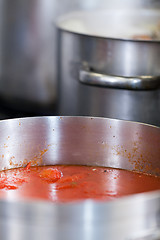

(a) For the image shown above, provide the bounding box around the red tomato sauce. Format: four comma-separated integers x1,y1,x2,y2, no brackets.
0,165,159,202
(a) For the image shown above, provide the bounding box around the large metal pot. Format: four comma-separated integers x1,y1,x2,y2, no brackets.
0,116,159,240
57,9,160,126
0,0,58,113
0,0,90,113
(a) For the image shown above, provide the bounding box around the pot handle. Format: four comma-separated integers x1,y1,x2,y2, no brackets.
79,69,160,90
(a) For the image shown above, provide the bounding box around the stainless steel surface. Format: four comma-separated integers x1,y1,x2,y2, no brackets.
0,0,91,112
57,9,160,126
57,10,160,78
0,116,159,240
0,117,160,240
80,69,160,90
0,116,160,174
129,229,160,240
0,193,159,240
0,1,160,113
57,9,160,41
0,0,57,110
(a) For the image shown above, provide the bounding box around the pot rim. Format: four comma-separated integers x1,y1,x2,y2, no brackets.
56,9,160,43
1,115,160,129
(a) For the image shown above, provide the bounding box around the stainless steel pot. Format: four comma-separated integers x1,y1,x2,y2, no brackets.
0,0,90,113
0,0,58,112
0,116,159,240
57,9,160,126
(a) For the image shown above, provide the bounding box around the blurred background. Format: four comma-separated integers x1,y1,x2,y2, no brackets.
0,0,159,121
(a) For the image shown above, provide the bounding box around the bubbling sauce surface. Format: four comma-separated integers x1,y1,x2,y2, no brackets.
0,165,159,202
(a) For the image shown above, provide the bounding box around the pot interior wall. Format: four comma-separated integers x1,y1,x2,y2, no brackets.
0,117,159,177
57,9,160,40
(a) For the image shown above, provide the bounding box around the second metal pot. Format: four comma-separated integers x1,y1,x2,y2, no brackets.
57,9,160,126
